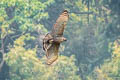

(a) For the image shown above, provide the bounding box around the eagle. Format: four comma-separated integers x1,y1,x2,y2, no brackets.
43,10,69,65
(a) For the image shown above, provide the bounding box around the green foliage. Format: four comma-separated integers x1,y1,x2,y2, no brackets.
87,39,120,80
0,0,54,53
5,37,81,80
0,0,54,31
0,0,120,80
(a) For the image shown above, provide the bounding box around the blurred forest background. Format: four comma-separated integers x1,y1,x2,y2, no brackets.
0,0,120,80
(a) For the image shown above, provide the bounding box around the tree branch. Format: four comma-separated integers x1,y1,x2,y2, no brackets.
0,38,5,72
70,11,93,14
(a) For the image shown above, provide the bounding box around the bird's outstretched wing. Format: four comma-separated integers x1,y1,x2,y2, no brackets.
43,10,69,65
51,10,69,36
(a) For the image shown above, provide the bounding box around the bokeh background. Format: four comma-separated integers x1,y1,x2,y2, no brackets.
0,0,120,80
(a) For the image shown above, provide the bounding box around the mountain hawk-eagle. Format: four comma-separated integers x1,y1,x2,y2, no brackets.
43,10,69,65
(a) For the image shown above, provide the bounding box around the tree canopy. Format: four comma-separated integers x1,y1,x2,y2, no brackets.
0,0,120,80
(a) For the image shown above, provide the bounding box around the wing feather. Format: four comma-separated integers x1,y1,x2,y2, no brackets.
51,10,69,36
46,43,60,65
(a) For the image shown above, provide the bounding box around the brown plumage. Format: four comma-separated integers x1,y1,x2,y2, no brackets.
43,10,69,65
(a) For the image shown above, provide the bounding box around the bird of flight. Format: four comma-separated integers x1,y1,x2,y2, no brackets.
43,10,69,65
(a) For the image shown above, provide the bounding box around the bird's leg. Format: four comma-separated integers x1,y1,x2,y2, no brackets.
43,34,53,58
48,39,54,44
47,44,52,50
46,38,54,49
45,39,53,58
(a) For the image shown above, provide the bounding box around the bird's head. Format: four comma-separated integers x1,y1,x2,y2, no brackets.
63,10,68,14
62,9,69,18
